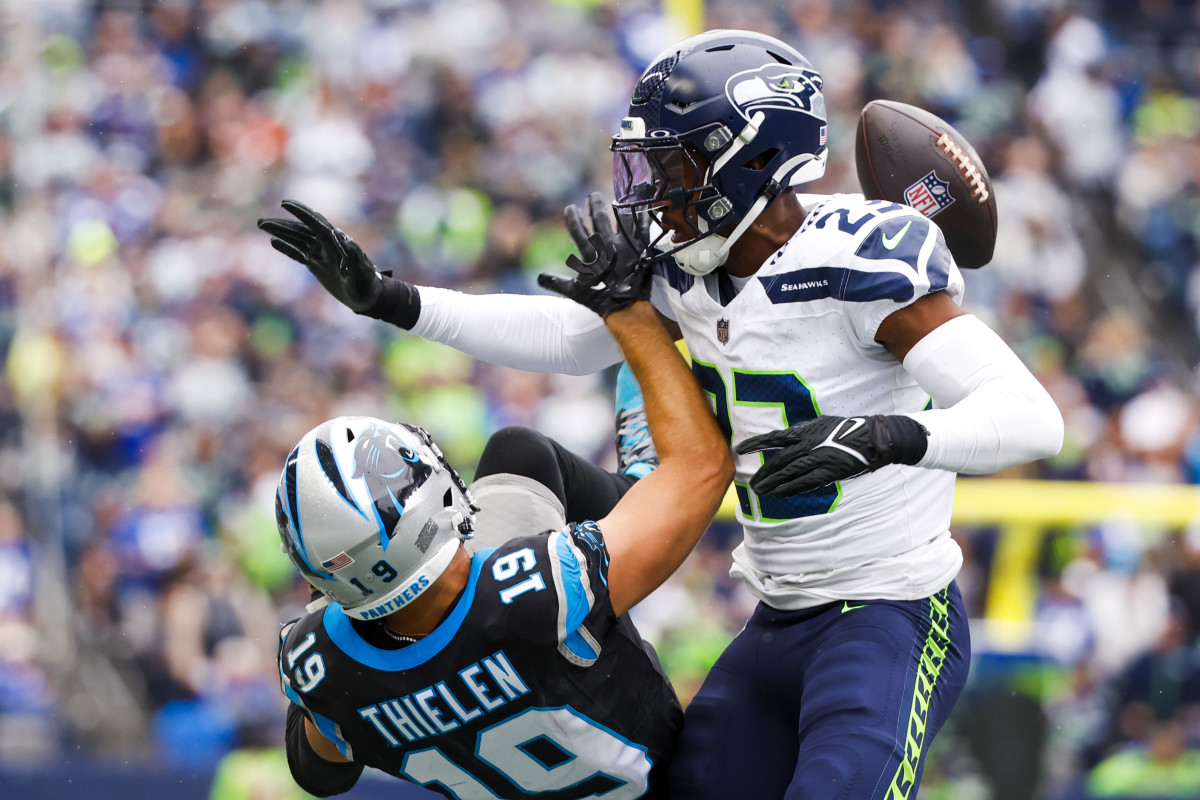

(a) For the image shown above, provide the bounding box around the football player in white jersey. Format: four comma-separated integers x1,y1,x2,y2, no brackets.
260,28,1063,800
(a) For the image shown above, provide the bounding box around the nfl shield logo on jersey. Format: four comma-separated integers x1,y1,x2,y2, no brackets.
717,318,729,345
904,170,956,218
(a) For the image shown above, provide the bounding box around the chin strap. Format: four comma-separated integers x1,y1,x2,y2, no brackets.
305,594,333,614
672,234,730,275
453,510,475,539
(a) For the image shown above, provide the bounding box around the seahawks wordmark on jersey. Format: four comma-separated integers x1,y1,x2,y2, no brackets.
649,194,964,610
280,525,681,799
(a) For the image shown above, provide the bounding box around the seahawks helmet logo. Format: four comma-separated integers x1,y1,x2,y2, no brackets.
352,425,432,547
726,64,825,120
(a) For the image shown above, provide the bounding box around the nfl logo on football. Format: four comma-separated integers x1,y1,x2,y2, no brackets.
904,170,955,218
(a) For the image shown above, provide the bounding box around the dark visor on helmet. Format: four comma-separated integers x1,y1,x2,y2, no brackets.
611,140,704,209
612,148,658,205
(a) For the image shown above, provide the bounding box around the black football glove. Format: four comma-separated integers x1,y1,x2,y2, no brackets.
258,200,383,312
564,191,650,276
537,192,652,318
258,200,422,329
737,415,929,497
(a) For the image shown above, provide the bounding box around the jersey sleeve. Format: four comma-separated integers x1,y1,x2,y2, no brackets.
836,206,965,346
285,700,364,796
278,614,357,761
547,522,616,665
411,287,624,375
485,522,616,666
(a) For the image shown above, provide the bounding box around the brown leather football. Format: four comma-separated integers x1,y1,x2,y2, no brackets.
855,100,997,268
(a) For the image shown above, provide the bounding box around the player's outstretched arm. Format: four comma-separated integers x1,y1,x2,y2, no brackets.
257,200,624,375
741,292,1063,496
539,217,731,615
595,303,733,616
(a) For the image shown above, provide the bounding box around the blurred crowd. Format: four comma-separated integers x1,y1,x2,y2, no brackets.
0,1,1199,798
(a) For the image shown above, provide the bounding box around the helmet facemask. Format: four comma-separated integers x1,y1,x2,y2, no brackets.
613,132,732,270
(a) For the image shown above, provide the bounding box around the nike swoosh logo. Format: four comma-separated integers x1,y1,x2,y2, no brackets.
821,418,869,465
833,417,866,441
880,221,912,251
841,602,866,613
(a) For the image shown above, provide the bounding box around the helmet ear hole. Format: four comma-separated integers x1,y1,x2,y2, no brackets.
443,488,453,507
748,149,780,171
344,427,354,443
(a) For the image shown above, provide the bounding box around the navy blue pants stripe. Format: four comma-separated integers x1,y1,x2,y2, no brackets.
666,582,970,800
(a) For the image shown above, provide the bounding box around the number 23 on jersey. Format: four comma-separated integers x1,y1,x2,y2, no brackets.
692,361,840,522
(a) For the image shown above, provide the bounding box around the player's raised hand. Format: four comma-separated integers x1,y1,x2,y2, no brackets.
258,200,382,313
737,415,929,496
538,232,651,317
539,193,652,318
564,191,650,275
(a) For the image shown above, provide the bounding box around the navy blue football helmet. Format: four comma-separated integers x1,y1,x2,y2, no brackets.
612,30,828,275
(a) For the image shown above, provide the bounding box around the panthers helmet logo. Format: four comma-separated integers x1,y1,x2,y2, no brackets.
726,64,825,120
352,425,433,545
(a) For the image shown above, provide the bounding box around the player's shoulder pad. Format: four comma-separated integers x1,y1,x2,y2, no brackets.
279,618,300,652
801,197,956,304
281,611,320,643
480,524,609,599
481,524,610,659
650,252,694,295
806,194,915,238
277,613,325,709
278,611,327,664
795,191,845,211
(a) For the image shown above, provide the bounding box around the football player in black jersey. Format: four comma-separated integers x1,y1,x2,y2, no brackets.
274,256,732,799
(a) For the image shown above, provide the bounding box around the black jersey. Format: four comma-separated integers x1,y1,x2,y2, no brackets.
279,523,682,799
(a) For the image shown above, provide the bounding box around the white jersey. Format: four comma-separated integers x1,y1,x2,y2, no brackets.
650,194,965,610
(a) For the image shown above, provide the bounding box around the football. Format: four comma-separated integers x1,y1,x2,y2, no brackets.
855,100,997,269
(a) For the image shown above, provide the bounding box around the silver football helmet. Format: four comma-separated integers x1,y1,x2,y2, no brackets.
275,417,478,620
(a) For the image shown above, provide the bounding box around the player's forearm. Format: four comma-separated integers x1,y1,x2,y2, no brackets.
600,301,732,615
604,302,732,480
262,202,623,375
409,286,624,375
904,315,1064,473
